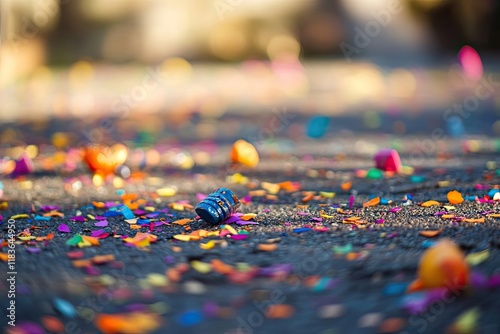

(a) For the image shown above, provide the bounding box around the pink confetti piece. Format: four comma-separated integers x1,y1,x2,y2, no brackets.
389,207,402,213
375,219,385,224
310,217,323,222
94,220,109,227
58,224,70,233
196,193,207,201
313,227,329,232
262,209,271,213
296,212,310,216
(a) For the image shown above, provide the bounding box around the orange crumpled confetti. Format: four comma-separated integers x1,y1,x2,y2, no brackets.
447,190,464,204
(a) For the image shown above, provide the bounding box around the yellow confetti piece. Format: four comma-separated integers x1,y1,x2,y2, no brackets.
240,213,257,221
448,308,480,333
145,206,156,212
0,201,8,210
18,236,36,241
261,182,280,195
207,231,220,237
87,214,95,220
125,218,138,224
421,200,440,207
10,214,29,220
200,240,216,250
77,239,92,248
443,206,456,211
319,191,336,198
224,224,238,235
146,273,169,287
81,236,100,246
191,260,212,274
437,180,451,187
320,211,335,219
156,187,177,197
465,250,489,266
173,235,191,242
170,203,185,211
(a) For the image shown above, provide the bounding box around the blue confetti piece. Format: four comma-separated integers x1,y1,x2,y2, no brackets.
178,310,203,326
383,282,409,295
488,189,499,198
422,240,436,248
410,175,426,183
53,298,77,318
103,211,121,217
465,196,477,201
137,219,151,225
380,198,392,205
34,215,51,221
293,227,312,234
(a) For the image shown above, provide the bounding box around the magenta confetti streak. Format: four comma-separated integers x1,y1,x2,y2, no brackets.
375,219,385,224
296,212,310,216
310,217,323,222
389,207,402,213
230,234,248,240
58,224,70,233
349,195,354,208
94,220,108,227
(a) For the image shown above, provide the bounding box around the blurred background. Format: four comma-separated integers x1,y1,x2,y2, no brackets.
1,0,500,148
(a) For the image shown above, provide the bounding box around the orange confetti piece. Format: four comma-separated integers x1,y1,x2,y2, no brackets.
211,259,234,275
257,244,278,252
95,312,161,334
363,197,380,207
41,315,65,333
92,254,115,264
0,253,9,262
72,259,92,268
240,213,257,221
230,139,259,167
248,190,267,197
92,201,106,208
464,218,485,223
421,200,440,207
441,214,455,219
419,228,443,238
43,211,64,217
173,218,192,226
166,268,181,282
129,224,141,229
447,190,464,204
81,236,100,246
378,318,407,333
302,193,315,203
487,213,500,218
265,304,295,319
341,181,352,191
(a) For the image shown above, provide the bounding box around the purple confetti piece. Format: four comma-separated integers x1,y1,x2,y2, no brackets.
231,234,248,240
259,264,293,277
434,211,447,216
94,220,109,227
58,224,70,233
296,212,310,216
223,215,241,224
310,217,323,222
124,303,148,312
236,221,259,225
85,266,101,275
158,208,170,213
390,207,402,213
91,229,105,237
70,216,85,222
470,271,488,288
487,274,500,288
262,209,271,213
41,205,60,212
104,201,119,208
94,215,106,220
202,301,219,318
375,219,385,224
242,195,252,202
16,322,45,334
349,195,355,208
25,247,41,254
134,210,146,215
145,213,159,218
481,210,494,215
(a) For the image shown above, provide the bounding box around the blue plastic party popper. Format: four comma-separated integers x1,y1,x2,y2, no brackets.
195,188,240,224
